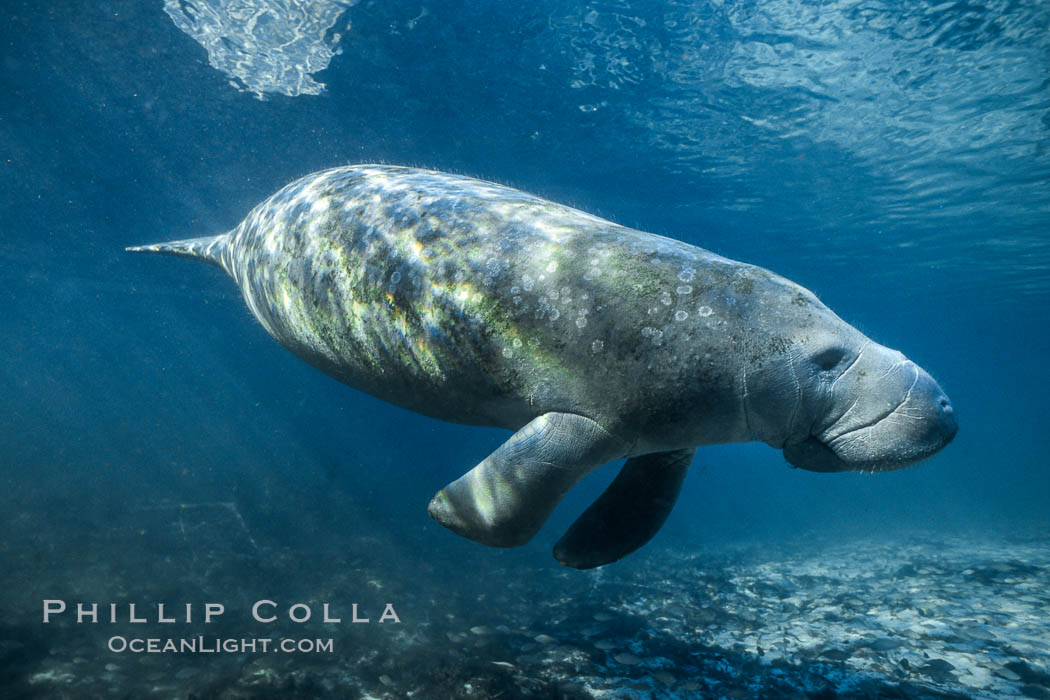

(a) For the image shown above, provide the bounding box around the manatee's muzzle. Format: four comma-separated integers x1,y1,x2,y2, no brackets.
784,365,957,473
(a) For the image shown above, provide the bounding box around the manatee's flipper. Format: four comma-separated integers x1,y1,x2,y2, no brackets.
553,448,696,569
428,413,628,548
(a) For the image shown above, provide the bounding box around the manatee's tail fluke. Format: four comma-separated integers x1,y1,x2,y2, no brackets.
125,234,229,270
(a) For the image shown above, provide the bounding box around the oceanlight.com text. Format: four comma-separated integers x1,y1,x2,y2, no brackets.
107,636,334,654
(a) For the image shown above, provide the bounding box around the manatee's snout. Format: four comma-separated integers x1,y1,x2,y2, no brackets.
785,357,956,473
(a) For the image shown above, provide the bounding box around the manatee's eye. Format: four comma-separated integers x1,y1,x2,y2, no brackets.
812,346,849,372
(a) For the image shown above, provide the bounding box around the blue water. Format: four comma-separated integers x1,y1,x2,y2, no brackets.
1,1,1048,697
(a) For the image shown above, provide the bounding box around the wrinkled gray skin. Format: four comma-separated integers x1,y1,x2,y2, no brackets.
128,165,957,569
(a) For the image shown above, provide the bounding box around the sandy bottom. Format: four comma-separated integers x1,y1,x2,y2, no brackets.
4,505,1049,699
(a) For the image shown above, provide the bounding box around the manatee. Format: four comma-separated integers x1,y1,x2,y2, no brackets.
128,165,957,568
